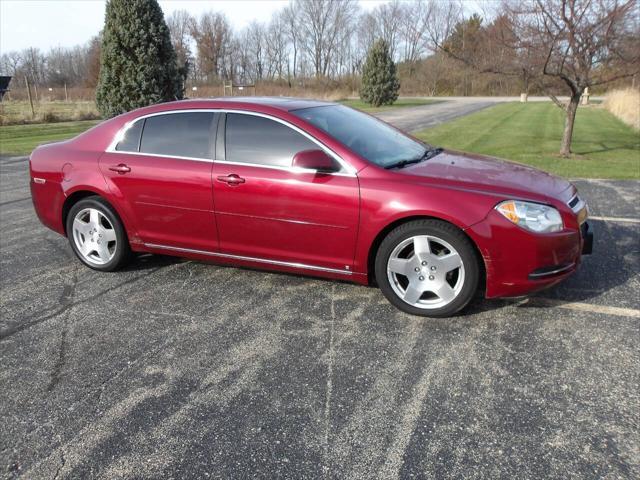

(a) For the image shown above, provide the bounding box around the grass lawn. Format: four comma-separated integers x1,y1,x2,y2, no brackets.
0,120,100,156
340,97,439,112
415,102,640,179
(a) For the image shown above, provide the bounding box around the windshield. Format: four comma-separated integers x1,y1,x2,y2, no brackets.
292,105,428,168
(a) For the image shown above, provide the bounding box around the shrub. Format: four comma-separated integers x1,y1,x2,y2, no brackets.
96,0,184,118
360,39,400,107
37,111,61,123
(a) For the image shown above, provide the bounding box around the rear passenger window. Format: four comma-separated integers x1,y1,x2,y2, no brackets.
115,119,143,152
225,113,317,167
139,112,215,159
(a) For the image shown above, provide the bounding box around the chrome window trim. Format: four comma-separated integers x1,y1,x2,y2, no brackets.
212,159,355,177
143,242,352,275
105,108,357,176
103,149,216,164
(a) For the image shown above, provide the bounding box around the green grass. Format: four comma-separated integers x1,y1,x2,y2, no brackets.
340,97,439,112
415,103,640,179
0,120,100,156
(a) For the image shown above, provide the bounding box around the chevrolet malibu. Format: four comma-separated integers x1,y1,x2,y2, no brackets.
29,97,592,317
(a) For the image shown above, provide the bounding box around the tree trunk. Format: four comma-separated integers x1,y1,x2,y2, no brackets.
559,93,582,157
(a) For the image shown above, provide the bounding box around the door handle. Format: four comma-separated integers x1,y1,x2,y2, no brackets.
108,164,131,174
216,174,245,185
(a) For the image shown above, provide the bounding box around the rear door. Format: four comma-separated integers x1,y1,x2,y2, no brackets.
211,112,360,272
100,111,219,251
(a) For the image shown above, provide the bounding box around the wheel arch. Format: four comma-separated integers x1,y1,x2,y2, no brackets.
62,189,128,237
366,215,486,291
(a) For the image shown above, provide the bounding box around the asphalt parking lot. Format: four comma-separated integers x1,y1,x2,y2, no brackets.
1,148,639,478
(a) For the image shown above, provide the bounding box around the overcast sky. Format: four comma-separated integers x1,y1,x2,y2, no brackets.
0,0,393,54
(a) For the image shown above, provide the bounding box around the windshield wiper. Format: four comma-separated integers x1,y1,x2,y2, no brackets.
384,147,443,170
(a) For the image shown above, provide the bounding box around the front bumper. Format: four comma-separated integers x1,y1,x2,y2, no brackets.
466,211,593,298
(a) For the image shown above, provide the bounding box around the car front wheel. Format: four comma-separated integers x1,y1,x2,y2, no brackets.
375,220,480,317
66,196,131,271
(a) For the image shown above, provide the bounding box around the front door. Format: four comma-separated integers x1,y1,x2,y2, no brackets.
100,111,218,251
211,112,359,272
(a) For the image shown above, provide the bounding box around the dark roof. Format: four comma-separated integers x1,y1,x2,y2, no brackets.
0,76,11,90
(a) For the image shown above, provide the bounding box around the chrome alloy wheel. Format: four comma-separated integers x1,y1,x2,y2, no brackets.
386,235,465,309
71,208,117,265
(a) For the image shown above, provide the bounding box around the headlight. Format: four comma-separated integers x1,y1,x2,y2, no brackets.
496,200,563,233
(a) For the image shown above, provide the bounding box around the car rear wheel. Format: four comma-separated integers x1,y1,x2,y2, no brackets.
66,196,131,271
375,220,480,317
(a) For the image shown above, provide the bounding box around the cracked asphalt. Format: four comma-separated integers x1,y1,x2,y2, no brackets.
1,116,639,477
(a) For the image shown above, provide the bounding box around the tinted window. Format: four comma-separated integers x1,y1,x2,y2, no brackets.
225,113,317,167
140,112,215,159
292,105,426,168
115,119,143,152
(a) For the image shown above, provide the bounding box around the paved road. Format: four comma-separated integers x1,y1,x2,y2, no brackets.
374,96,605,133
1,131,639,477
376,98,499,132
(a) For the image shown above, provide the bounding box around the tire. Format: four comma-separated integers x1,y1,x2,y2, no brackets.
65,196,131,271
374,219,480,318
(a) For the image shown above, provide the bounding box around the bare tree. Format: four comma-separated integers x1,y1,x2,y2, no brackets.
281,4,301,83
21,48,47,85
355,11,377,66
524,0,639,156
46,47,73,86
361,0,403,61
0,51,22,77
190,12,233,82
296,0,359,78
246,21,266,81
399,0,432,65
167,10,194,82
11,0,634,106
266,12,289,80
438,0,639,156
234,29,252,83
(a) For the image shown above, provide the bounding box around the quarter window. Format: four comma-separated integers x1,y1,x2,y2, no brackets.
139,112,215,159
115,119,143,152
225,113,317,167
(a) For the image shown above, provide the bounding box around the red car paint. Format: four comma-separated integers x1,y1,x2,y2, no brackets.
29,98,589,297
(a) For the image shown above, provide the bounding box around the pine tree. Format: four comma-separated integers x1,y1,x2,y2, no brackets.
96,0,184,118
360,39,400,107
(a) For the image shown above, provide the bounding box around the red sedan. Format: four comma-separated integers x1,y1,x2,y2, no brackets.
29,98,592,317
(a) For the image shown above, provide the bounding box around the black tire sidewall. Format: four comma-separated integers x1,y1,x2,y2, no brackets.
66,196,130,272
375,220,480,318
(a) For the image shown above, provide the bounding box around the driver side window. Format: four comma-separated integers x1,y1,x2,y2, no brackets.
225,113,318,167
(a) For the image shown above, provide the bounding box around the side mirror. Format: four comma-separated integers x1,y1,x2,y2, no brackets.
292,149,338,173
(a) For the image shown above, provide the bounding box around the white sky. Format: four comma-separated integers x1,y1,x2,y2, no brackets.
0,0,392,54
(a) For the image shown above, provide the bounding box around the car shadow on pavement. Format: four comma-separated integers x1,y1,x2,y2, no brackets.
528,220,637,305
121,253,186,271
117,220,637,314
121,252,356,286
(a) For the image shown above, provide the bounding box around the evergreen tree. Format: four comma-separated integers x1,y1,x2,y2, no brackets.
96,0,183,117
360,39,400,107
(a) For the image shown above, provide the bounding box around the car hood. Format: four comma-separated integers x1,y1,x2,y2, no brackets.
397,149,574,203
